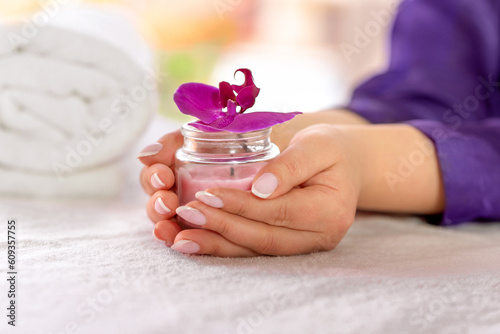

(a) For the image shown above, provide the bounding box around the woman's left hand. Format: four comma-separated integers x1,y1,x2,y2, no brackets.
154,124,363,256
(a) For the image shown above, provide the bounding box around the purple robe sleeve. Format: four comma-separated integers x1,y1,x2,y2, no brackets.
346,0,500,225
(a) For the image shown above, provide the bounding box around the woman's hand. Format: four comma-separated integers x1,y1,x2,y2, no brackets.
138,109,368,248
270,109,369,150
153,124,364,256
138,130,183,245
139,115,444,257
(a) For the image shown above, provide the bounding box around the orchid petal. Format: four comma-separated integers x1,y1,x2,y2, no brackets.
235,85,260,112
226,100,237,116
189,121,223,132
188,101,241,132
207,114,237,128
190,109,237,132
231,68,258,94
193,111,300,133
219,81,235,108
178,68,302,133
220,112,302,132
173,83,224,123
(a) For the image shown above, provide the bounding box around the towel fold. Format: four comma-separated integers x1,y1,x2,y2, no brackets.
0,6,157,198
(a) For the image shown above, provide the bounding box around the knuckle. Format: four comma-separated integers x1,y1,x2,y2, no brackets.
255,229,277,255
282,157,302,177
317,232,338,251
316,211,354,252
232,199,248,217
205,242,222,257
214,215,232,238
271,201,291,226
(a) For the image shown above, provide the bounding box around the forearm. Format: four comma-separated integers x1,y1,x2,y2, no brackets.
272,111,445,214
271,109,369,151
346,124,445,215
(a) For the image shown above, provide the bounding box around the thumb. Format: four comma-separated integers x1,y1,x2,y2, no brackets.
251,129,336,199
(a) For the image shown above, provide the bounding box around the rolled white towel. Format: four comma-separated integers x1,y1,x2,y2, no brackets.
0,6,157,198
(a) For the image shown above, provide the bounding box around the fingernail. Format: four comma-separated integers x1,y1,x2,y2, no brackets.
137,142,162,158
252,173,278,199
155,197,171,215
171,240,200,254
151,172,166,189
153,228,173,246
152,229,166,244
195,191,223,208
176,206,206,226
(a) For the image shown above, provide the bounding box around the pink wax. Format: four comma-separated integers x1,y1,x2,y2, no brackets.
177,163,264,206
176,163,264,229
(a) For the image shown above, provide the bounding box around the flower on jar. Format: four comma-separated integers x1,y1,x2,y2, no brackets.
173,68,302,133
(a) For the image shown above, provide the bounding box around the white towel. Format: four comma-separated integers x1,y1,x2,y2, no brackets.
0,6,157,198
1,118,499,333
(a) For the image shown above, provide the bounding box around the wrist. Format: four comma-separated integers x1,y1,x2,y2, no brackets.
336,125,373,203
345,124,445,214
271,109,369,151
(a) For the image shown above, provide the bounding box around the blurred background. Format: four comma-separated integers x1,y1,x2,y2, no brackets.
0,0,401,199
0,0,398,121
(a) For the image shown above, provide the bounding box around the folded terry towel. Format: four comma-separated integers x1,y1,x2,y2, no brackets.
0,6,157,198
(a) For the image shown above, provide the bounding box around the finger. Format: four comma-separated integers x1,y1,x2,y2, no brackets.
140,163,175,196
170,229,258,257
176,202,333,255
147,190,179,223
137,130,183,167
153,219,182,247
196,186,336,231
250,126,338,199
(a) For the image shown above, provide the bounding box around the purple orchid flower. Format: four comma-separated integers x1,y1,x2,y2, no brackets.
173,68,302,133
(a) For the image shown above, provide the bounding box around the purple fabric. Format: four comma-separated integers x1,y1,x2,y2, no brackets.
347,0,500,225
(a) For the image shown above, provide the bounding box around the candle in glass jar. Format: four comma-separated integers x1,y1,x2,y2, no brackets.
175,123,279,229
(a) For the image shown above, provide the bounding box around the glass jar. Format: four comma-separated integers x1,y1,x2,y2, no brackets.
175,123,280,228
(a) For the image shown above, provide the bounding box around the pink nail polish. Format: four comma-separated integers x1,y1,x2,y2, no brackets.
171,240,200,254
252,173,278,198
175,206,206,226
137,142,162,158
151,173,166,189
195,191,224,208
155,197,171,215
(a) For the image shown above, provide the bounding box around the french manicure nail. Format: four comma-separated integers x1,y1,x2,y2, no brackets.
155,197,171,215
252,173,278,199
152,229,166,244
151,172,166,189
195,191,224,208
171,240,200,254
137,142,162,158
176,206,206,226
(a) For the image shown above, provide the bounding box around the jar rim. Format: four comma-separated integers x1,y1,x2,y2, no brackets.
180,122,272,141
